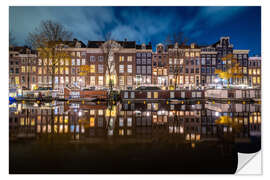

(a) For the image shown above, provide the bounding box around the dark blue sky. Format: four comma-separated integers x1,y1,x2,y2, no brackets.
9,6,261,55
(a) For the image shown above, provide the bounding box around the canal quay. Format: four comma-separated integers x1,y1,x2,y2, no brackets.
9,88,261,174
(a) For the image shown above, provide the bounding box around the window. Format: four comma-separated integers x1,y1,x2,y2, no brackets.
136,59,141,64
32,66,36,73
170,92,175,98
127,76,132,85
127,65,132,73
119,56,124,62
142,66,146,74
185,76,189,84
212,58,216,65
154,92,158,99
72,59,75,66
201,58,205,65
147,66,152,74
119,76,125,86
257,77,260,84
147,92,151,98
98,76,103,86
15,76,20,85
55,68,59,75
77,59,80,66
169,58,173,64
98,56,103,62
90,56,95,62
21,66,25,73
65,59,69,66
60,77,64,84
119,65,124,73
136,66,141,74
163,69,167,75
60,67,64,75
38,59,42,65
98,64,104,73
38,67,42,75
65,67,69,74
82,59,86,65
90,76,95,86
127,56,132,62
257,69,260,75
55,77,58,84
71,67,76,75
60,59,64,66
90,65,95,73
142,59,146,64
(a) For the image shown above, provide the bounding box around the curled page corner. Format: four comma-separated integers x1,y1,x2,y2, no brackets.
236,151,262,175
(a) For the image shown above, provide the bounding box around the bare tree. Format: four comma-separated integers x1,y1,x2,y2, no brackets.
101,32,121,98
164,32,188,50
164,32,188,89
26,20,72,90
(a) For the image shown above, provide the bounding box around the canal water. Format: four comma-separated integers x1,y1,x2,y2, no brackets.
9,100,261,174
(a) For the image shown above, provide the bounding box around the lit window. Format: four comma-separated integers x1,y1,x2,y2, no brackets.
127,76,132,85
127,56,132,62
127,117,132,127
82,59,86,65
60,59,64,65
77,59,80,66
65,59,69,65
55,67,58,74
147,92,151,98
257,77,260,84
90,117,95,127
119,65,124,73
32,66,36,73
98,76,103,86
154,92,158,99
119,56,124,62
60,67,64,74
90,76,95,86
90,65,95,73
21,66,25,73
65,67,69,74
38,67,42,75
72,59,75,66
119,76,125,86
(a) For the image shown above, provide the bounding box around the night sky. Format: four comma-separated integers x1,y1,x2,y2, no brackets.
9,6,261,55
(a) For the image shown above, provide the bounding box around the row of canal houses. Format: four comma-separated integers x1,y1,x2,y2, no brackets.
9,36,261,93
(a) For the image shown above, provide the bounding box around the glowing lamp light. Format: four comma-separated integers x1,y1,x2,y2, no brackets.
78,111,82,116
215,112,220,117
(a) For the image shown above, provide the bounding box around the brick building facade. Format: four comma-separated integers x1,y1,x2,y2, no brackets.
9,37,259,91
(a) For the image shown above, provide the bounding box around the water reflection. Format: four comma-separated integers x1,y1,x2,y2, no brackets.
9,100,261,174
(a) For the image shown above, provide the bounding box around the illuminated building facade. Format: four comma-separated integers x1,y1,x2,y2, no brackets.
248,56,261,88
9,46,37,90
9,37,259,91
